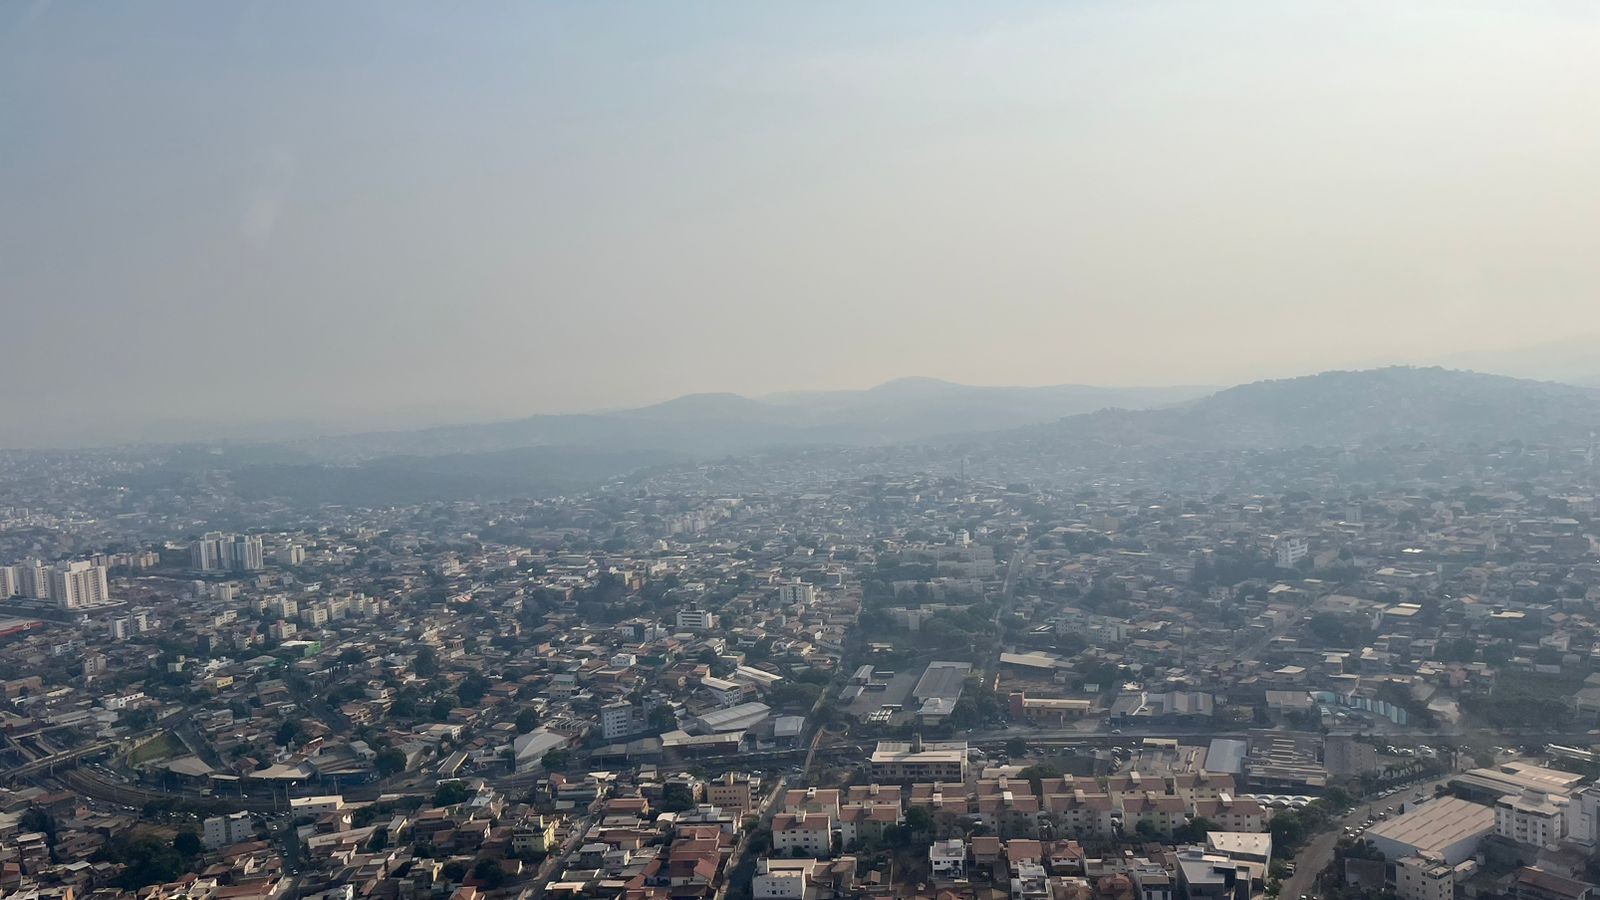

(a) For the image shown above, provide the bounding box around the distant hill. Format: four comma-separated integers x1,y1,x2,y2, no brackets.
133,368,1600,507
1025,367,1600,450
290,378,1214,462
759,378,1210,442
200,377,1210,506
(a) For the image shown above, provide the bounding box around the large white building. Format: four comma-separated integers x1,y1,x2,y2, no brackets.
48,561,110,610
203,812,255,849
288,795,344,817
870,738,970,782
1366,797,1495,866
770,811,831,857
1497,790,1568,850
1564,785,1600,845
17,562,51,600
600,701,640,741
1275,536,1309,569
191,533,265,573
0,560,101,608
231,535,265,572
675,608,716,631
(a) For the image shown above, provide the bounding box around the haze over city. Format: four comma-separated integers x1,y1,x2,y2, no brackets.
11,5,1600,900
5,1,1600,446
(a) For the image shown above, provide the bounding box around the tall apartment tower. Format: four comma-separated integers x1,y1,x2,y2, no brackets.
231,535,264,572
191,533,227,572
18,561,52,600
49,561,110,610
192,533,264,573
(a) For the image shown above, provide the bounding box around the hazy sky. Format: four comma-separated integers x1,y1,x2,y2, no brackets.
4,1,1600,446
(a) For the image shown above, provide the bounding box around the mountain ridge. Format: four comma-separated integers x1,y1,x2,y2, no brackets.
1022,366,1600,450
130,366,1600,508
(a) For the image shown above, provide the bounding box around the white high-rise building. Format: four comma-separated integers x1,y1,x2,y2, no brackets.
192,532,227,572
192,533,265,573
0,565,18,598
231,535,264,572
17,561,51,600
49,561,110,610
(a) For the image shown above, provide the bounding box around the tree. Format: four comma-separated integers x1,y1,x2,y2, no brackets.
904,806,934,836
515,707,541,734
375,747,408,777
441,860,468,882
1269,810,1308,852
541,749,571,771
1016,763,1063,798
472,858,507,889
434,781,470,807
414,645,439,677
19,808,56,845
275,719,303,747
647,705,677,734
1172,817,1216,844
457,672,491,706
174,830,203,858
1005,738,1028,758
93,836,187,889
661,782,696,813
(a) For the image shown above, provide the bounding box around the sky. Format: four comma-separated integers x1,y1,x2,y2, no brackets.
4,1,1600,447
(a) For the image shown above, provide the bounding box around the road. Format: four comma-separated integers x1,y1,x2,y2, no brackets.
714,776,786,900
981,546,1028,682
526,797,602,895
960,727,1600,746
1279,772,1456,900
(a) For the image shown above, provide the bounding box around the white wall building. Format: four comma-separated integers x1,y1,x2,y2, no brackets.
771,811,831,857
753,859,823,900
1275,537,1309,569
1496,790,1568,850
1396,855,1474,900
203,812,255,849
600,701,639,741
49,561,110,610
675,608,716,631
777,582,816,605
929,839,967,880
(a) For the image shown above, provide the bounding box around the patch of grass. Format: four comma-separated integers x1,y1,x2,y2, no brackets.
128,732,184,765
